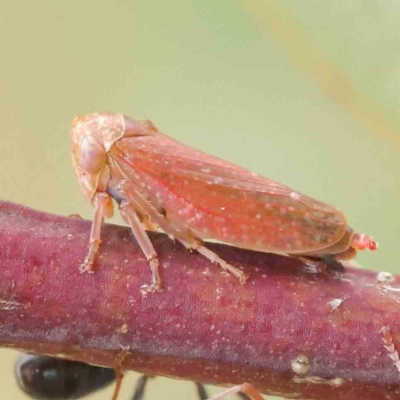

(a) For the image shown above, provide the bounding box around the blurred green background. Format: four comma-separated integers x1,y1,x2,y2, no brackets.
1,0,399,399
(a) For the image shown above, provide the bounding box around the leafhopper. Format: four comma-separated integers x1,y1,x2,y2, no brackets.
71,113,377,293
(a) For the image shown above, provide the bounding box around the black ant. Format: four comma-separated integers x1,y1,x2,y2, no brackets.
15,354,253,400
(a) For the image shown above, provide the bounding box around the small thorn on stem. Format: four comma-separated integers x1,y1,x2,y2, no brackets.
380,326,400,374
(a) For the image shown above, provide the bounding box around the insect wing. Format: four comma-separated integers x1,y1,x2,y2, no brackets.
111,133,347,254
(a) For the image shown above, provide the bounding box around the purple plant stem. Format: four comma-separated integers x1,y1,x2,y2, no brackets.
0,200,399,399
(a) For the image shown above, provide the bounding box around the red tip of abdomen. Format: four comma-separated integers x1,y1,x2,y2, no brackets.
351,233,379,251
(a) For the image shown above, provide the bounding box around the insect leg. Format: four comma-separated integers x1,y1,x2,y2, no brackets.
131,375,149,400
179,239,247,284
79,193,114,273
293,255,345,274
237,392,253,400
205,383,263,400
110,370,123,400
195,382,210,400
110,349,130,400
114,180,247,286
120,200,162,294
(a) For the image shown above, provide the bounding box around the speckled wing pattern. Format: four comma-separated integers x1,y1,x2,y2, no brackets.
110,132,347,254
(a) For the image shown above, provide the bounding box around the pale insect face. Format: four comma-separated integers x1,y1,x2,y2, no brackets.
71,113,126,203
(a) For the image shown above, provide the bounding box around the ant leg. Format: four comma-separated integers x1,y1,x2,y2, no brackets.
206,383,264,400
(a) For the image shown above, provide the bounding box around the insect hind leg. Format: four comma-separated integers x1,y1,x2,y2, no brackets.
296,255,344,273
319,255,345,272
114,180,247,287
315,247,357,272
179,239,247,284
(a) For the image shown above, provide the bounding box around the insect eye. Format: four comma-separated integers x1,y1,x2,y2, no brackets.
80,136,106,173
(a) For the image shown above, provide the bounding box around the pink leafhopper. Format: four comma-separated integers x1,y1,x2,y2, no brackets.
71,113,378,293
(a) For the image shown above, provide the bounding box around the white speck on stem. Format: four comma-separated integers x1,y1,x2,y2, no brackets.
377,271,395,283
329,298,344,311
291,355,310,376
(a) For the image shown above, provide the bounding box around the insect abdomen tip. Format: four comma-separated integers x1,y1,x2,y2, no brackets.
352,233,378,251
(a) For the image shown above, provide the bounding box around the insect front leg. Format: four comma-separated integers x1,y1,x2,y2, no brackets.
119,200,162,294
179,239,247,284
205,383,263,400
80,193,114,273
